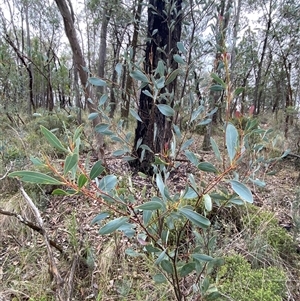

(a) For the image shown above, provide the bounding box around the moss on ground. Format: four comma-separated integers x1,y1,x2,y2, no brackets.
218,254,287,301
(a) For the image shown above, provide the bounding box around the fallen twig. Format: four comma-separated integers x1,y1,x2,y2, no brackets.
19,182,66,301
0,208,65,255
0,163,12,180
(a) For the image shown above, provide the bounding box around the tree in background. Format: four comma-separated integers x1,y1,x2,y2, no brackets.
131,0,182,173
54,0,105,158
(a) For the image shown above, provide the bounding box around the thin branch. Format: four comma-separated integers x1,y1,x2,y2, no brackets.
0,163,12,180
19,182,66,301
0,207,65,255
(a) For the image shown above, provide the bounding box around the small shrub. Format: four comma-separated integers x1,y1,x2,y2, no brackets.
218,254,287,301
242,205,295,259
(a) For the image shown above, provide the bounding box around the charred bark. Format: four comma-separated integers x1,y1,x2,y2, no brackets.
131,0,182,173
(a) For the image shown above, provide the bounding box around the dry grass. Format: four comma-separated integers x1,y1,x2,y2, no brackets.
1,114,300,300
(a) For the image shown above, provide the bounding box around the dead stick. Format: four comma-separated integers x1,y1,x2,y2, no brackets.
19,183,66,301
0,208,65,255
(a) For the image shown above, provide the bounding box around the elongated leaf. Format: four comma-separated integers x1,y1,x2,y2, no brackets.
145,245,161,253
156,174,166,199
155,60,164,76
115,62,122,77
98,175,117,192
78,174,88,189
130,108,143,122
234,87,244,96
123,156,136,161
280,149,291,158
73,125,83,142
210,137,221,162
136,201,163,210
130,70,149,83
178,207,210,228
165,69,180,85
52,189,70,196
40,126,67,152
64,153,78,175
113,149,128,156
88,112,99,120
198,119,212,126
153,274,167,283
94,123,110,134
173,124,181,139
88,77,107,87
192,253,214,262
211,73,226,88
180,262,196,277
142,89,153,99
185,150,199,166
198,162,218,173
203,194,212,212
229,198,244,205
249,178,266,187
90,161,105,180
30,156,45,167
99,94,108,106
180,138,194,151
210,84,224,91
157,104,175,117
99,217,128,235
117,223,136,238
91,212,110,225
125,248,142,257
191,105,205,122
160,260,173,274
155,249,167,265
173,54,185,64
226,123,238,163
184,187,198,199
143,210,153,225
207,107,218,116
155,76,165,89
230,180,253,203
9,171,64,185
139,144,153,152
177,41,187,54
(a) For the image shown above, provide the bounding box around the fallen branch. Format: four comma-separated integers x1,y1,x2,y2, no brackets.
19,182,66,301
66,255,79,301
285,152,300,159
0,208,65,255
0,163,12,180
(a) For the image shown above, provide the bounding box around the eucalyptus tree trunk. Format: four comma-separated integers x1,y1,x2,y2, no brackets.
230,0,242,82
202,0,232,151
25,1,34,114
97,0,111,98
253,1,273,115
121,0,143,123
55,0,105,159
131,0,182,174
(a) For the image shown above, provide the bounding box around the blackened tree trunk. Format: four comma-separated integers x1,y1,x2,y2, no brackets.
132,0,182,173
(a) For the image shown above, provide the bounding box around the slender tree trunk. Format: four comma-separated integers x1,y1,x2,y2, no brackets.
121,0,143,123
55,0,104,158
253,1,272,115
97,0,111,98
131,0,182,173
25,2,34,114
202,0,231,151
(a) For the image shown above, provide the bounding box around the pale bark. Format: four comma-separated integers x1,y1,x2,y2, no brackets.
54,0,104,159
